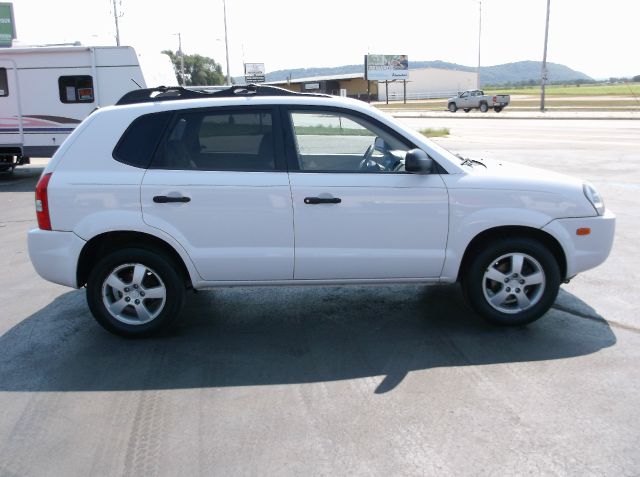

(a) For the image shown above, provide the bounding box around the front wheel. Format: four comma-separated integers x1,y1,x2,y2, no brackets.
461,238,561,326
448,102,458,112
86,248,185,337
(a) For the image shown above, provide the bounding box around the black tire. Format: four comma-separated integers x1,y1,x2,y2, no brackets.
463,109,470,113
494,106,503,113
480,102,489,113
461,238,561,326
86,247,185,338
448,102,458,113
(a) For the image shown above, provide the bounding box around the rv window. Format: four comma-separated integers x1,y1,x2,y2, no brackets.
0,68,8,97
58,76,94,103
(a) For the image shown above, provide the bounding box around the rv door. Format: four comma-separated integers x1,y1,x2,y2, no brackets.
0,60,23,156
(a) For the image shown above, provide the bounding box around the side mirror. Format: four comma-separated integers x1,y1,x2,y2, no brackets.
405,149,434,174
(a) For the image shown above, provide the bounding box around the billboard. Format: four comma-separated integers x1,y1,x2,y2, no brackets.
365,54,408,81
244,62,265,83
0,3,15,47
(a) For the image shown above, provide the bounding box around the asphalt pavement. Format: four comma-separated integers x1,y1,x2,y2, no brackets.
1,118,639,476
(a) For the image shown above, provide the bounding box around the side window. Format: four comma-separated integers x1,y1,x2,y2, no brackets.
460,92,468,98
112,112,172,169
0,68,8,97
289,111,410,172
59,76,94,103
152,110,275,171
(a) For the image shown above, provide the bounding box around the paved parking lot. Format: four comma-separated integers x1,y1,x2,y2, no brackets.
1,118,639,476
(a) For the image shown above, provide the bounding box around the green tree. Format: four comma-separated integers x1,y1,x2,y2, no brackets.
162,50,226,86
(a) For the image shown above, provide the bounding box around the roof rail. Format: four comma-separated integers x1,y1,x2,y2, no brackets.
116,84,330,106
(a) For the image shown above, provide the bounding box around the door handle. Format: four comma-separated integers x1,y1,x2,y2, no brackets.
153,195,191,203
304,197,341,205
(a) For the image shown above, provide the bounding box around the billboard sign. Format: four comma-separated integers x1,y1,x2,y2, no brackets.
364,54,408,81
244,62,265,83
0,3,15,47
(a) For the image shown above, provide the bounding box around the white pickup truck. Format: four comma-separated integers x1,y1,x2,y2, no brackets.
448,90,510,113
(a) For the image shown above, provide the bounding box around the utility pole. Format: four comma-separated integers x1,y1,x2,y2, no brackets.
112,0,121,46
540,0,551,112
178,33,185,86
477,0,482,88
223,0,231,85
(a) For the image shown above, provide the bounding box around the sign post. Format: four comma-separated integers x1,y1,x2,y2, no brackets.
0,3,16,47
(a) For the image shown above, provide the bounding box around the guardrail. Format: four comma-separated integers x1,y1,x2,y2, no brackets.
381,91,458,101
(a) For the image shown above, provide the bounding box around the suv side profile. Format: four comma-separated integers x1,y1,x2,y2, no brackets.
28,85,615,337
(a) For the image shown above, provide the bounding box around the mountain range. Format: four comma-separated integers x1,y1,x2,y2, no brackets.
241,61,592,85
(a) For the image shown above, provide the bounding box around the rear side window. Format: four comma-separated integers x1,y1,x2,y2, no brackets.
113,112,172,169
59,76,94,103
0,68,8,97
151,110,275,171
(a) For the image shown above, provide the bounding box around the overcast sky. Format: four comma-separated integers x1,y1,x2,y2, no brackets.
8,0,639,79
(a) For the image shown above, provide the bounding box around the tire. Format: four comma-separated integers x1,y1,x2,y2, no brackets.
448,102,458,113
461,238,561,326
86,247,185,338
494,106,503,113
480,102,489,113
463,109,470,113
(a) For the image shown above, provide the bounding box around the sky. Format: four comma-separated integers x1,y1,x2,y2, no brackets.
7,0,640,79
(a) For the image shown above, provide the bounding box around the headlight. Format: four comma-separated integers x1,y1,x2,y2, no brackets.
583,183,605,215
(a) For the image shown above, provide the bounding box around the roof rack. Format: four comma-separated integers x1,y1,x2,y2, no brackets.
115,84,331,106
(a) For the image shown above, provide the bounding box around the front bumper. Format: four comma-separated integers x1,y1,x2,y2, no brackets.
28,229,86,288
542,209,616,278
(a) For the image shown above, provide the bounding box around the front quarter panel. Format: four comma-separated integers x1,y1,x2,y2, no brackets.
440,174,597,281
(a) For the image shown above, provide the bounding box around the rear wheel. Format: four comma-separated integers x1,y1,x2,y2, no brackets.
480,102,489,113
461,238,560,326
86,248,185,338
494,106,503,112
448,102,458,112
463,108,470,113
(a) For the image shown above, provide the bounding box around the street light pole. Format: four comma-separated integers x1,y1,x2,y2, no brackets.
477,0,482,89
112,0,121,46
223,0,231,86
540,0,551,112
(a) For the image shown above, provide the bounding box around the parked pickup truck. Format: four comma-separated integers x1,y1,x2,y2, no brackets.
447,90,510,113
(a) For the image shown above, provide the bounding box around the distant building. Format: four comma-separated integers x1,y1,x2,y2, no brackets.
265,67,478,101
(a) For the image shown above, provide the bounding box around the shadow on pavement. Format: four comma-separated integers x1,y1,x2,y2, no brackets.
0,167,44,192
0,284,616,394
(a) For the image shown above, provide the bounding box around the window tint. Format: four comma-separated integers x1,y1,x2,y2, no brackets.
152,110,275,171
0,68,8,97
58,76,94,103
289,111,410,172
113,112,171,169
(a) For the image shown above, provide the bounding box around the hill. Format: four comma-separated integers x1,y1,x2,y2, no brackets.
240,60,592,86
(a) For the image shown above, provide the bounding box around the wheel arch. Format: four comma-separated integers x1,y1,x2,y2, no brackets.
456,225,567,282
77,231,194,288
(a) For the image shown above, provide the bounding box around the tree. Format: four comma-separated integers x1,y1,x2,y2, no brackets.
162,50,225,86
633,75,640,83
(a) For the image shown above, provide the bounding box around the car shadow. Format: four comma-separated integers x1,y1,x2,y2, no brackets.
0,284,616,394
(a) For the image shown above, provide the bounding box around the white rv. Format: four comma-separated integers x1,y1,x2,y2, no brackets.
0,45,177,172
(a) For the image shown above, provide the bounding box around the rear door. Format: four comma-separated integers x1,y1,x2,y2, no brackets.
141,106,294,282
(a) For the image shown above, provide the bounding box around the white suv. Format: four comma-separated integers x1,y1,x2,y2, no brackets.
28,85,615,337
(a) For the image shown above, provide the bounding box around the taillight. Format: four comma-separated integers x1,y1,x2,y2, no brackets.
493,96,497,102
35,172,53,230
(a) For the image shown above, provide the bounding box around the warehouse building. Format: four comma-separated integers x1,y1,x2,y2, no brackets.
266,67,478,101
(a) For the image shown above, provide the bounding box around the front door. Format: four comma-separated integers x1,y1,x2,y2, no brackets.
284,108,449,280
141,107,294,282
0,61,21,151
